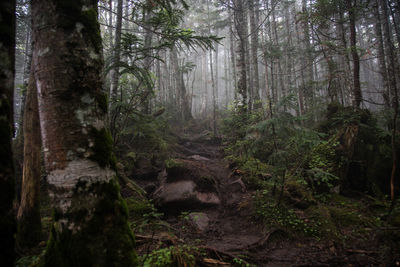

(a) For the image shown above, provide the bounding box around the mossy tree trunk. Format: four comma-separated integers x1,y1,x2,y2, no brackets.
0,0,16,265
249,0,261,110
17,65,42,249
142,3,154,115
348,0,362,108
31,0,137,265
171,46,192,122
109,0,123,141
380,0,399,202
234,0,247,112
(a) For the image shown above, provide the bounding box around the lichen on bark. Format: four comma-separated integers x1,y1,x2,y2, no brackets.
31,0,138,265
43,179,137,267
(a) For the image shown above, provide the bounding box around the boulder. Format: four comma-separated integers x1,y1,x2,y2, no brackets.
153,180,220,212
153,158,220,212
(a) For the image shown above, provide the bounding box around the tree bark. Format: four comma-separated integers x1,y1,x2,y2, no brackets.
348,0,362,108
234,0,248,112
249,0,261,109
207,0,217,134
228,6,237,101
171,47,192,121
374,0,391,107
109,0,123,108
271,0,286,110
142,4,154,114
17,64,42,249
380,0,399,202
0,0,16,265
31,0,137,265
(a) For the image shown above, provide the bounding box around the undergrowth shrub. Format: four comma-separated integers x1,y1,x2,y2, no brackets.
140,245,199,267
253,190,320,238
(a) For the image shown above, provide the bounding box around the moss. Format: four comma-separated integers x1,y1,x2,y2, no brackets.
165,158,183,169
284,180,316,209
42,180,138,267
54,1,102,53
328,206,364,228
95,92,108,114
305,205,339,240
16,208,42,249
80,8,102,53
89,127,116,169
125,198,153,221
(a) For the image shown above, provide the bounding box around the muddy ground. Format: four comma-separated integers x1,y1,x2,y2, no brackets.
128,127,400,267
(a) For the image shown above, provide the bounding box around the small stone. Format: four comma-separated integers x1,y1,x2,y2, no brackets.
189,212,209,231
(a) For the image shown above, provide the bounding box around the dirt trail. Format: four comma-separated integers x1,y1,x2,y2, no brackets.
164,131,312,266
131,127,385,266
161,129,379,266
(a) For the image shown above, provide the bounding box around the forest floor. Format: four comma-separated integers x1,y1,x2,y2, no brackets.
15,124,400,266
128,123,400,267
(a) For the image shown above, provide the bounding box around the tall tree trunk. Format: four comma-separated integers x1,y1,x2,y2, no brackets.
249,0,261,109
348,0,362,108
17,65,42,249
224,46,229,108
389,0,400,48
108,0,113,48
294,10,305,115
380,0,399,202
214,30,219,108
374,0,391,107
266,0,276,105
338,6,352,106
243,2,252,111
207,0,217,133
171,47,192,121
31,0,137,265
234,0,248,112
109,0,123,108
142,4,154,114
261,24,271,115
271,0,286,110
0,0,16,265
228,6,237,101
15,25,32,203
301,0,315,110
284,3,294,108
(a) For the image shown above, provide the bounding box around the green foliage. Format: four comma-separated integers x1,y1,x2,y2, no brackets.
253,190,319,237
125,198,163,233
16,254,42,267
306,138,340,190
140,245,198,267
115,109,173,172
232,257,252,267
165,158,183,169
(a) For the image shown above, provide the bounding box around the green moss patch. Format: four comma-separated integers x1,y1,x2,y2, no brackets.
89,127,116,169
42,180,138,266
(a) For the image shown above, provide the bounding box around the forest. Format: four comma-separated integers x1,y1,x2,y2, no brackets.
1,0,400,266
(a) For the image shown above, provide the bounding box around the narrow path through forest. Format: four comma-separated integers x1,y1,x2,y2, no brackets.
131,125,386,266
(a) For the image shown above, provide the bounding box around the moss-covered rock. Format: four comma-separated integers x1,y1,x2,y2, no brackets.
305,205,340,240
317,103,393,195
283,180,316,209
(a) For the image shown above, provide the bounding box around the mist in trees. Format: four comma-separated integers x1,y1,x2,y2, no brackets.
4,0,400,265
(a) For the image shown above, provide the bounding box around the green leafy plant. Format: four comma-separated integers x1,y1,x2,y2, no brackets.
140,245,198,267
